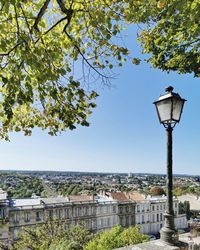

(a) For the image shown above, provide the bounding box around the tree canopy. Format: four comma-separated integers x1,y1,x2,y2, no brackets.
8,222,93,250
0,0,199,139
0,223,148,250
85,225,149,250
137,0,200,77
150,186,166,196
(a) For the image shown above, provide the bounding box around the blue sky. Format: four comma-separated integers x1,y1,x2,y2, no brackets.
0,25,199,175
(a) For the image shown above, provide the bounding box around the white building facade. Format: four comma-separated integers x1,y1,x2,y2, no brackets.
135,196,188,235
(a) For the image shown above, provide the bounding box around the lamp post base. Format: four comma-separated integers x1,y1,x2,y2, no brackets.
160,227,178,245
160,213,179,245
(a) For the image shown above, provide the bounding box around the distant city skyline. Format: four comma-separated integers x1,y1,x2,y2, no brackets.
0,25,199,175
0,169,199,177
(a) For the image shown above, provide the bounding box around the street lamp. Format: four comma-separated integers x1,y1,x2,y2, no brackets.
154,86,186,245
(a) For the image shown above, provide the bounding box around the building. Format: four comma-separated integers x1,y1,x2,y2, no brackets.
100,191,188,235
0,190,187,242
0,191,134,241
132,193,188,235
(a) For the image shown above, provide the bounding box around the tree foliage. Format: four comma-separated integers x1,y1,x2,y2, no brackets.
136,0,200,77
179,201,191,220
85,225,149,250
150,186,166,196
0,0,130,140
11,222,93,250
173,185,200,196
0,223,149,250
0,0,199,139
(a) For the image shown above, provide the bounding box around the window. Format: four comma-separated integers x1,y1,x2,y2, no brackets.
65,208,71,218
13,212,19,223
113,216,117,225
160,205,162,210
57,209,62,219
157,205,159,210
24,212,30,222
36,211,41,221
126,206,129,213
0,209,6,219
131,216,134,225
92,219,97,229
152,214,155,223
13,229,19,239
142,215,144,224
152,205,155,211
48,210,53,218
107,218,111,227
119,216,123,225
99,206,103,214
113,206,116,213
137,205,140,212
100,218,104,227
85,220,90,228
126,216,129,225
160,213,163,221
83,206,88,216
119,206,123,214
157,214,159,222
75,207,80,217
92,206,96,215
106,206,109,214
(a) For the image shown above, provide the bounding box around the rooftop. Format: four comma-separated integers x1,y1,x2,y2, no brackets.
10,198,42,207
129,191,146,201
110,192,130,201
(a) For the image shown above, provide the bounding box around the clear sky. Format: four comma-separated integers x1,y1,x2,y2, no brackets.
0,25,199,175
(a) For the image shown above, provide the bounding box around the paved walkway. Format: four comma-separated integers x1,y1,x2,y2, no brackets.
115,239,188,250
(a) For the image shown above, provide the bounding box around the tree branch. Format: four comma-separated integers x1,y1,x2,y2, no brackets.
0,42,21,57
20,5,33,41
34,16,68,44
56,0,73,32
56,0,70,15
14,4,20,38
32,0,51,32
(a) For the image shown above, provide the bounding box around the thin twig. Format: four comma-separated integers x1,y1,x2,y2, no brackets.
65,31,109,80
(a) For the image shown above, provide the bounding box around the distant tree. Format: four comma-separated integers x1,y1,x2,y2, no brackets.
186,187,195,194
173,187,184,196
179,201,191,220
71,185,81,195
150,186,166,196
85,225,148,250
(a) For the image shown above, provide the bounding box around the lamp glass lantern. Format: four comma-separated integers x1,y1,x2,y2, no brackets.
154,86,186,127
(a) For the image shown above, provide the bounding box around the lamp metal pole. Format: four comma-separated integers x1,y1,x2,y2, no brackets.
160,124,177,245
